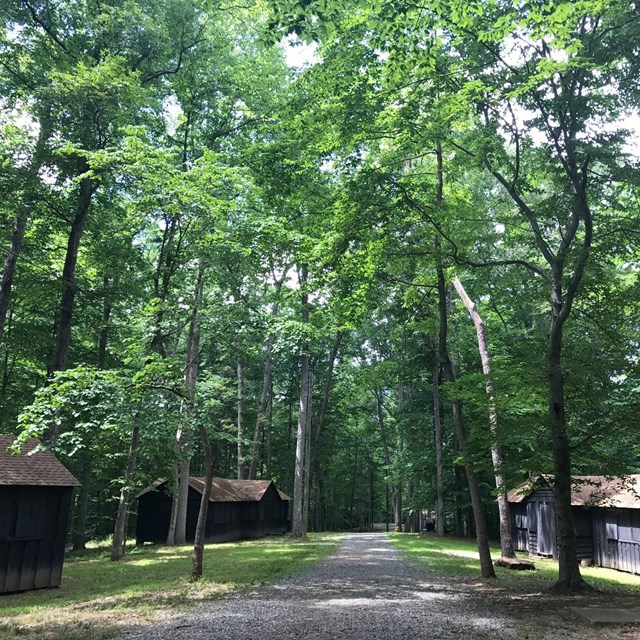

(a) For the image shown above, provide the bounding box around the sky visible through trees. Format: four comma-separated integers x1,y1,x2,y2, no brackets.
1,0,639,588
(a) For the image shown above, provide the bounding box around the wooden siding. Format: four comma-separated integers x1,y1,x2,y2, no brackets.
593,508,640,574
0,485,73,593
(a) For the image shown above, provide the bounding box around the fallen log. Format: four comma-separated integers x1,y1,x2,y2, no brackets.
494,556,536,571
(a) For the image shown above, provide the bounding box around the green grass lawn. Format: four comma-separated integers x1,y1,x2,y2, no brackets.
0,533,343,640
388,532,640,593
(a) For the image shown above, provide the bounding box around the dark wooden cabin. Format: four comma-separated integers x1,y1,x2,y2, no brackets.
136,477,291,545
0,436,79,594
508,474,640,574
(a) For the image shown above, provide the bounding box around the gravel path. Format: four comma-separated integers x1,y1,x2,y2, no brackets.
120,533,638,640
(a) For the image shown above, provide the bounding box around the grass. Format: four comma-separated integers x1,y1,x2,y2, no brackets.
388,532,640,594
0,533,343,640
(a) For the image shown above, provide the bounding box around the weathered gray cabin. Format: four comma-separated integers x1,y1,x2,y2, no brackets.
508,474,640,574
0,436,79,594
135,477,291,545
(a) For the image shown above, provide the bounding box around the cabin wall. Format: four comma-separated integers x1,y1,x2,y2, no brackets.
137,483,290,546
593,508,640,574
510,503,528,552
0,485,73,593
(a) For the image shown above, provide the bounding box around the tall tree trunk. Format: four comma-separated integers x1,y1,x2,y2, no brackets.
549,302,584,589
192,421,212,580
248,280,283,480
248,334,274,480
305,331,342,531
236,355,244,479
436,252,495,578
168,259,204,545
51,163,95,373
72,453,92,551
453,276,515,559
292,265,310,538
0,113,50,344
111,420,141,562
302,379,312,532
375,389,399,532
433,357,446,536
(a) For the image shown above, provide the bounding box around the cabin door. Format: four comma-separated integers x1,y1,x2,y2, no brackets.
537,502,555,556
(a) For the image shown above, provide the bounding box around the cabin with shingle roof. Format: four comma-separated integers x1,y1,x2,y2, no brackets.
507,474,640,574
135,477,291,545
0,435,79,593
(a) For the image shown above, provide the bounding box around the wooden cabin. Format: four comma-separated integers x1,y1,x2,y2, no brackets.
135,477,291,545
0,436,79,594
508,474,640,574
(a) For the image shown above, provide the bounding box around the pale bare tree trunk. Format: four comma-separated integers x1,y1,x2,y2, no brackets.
433,358,445,536
111,421,141,561
292,265,310,538
437,261,495,577
453,276,515,558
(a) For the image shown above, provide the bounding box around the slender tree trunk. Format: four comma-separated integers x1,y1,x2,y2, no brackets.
52,163,95,373
170,259,205,545
0,113,50,343
375,390,399,532
236,355,244,479
453,276,515,558
433,358,446,536
111,421,141,561
292,265,310,537
266,383,273,478
436,252,495,578
192,422,212,580
72,453,92,551
305,331,342,532
302,378,312,532
248,334,274,480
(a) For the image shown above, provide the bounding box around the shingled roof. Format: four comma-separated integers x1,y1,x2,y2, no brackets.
507,474,640,509
138,477,291,502
0,435,80,487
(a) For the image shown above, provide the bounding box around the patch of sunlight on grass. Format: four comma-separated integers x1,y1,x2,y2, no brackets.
0,532,344,640
388,532,640,593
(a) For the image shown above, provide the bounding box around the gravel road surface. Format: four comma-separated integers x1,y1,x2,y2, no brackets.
120,533,638,640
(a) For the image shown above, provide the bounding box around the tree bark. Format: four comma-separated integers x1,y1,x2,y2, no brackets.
248,334,274,480
111,420,141,562
192,421,212,580
433,358,446,536
292,265,310,538
453,276,515,559
0,112,50,344
436,253,495,578
236,355,244,479
72,453,92,551
51,162,95,373
168,258,204,545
